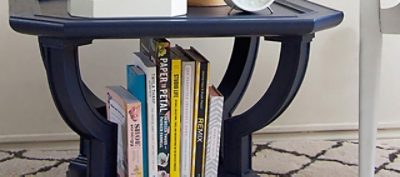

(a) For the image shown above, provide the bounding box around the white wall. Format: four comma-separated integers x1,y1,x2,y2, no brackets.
1,0,400,144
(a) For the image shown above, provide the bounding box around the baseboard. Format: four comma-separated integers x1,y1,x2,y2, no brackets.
256,122,400,134
0,132,79,144
253,122,400,142
1,122,400,148
0,132,79,150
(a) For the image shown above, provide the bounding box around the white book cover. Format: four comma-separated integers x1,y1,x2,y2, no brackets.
180,59,195,177
106,91,128,177
131,53,158,177
205,85,224,177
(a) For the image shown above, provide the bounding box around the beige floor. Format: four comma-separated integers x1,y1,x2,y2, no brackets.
0,139,399,177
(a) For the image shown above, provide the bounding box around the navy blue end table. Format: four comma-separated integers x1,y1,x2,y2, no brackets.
9,0,343,176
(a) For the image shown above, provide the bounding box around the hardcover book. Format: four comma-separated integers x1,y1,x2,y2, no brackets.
173,46,195,177
140,38,172,176
184,47,210,177
131,52,158,177
170,48,182,177
205,85,224,177
106,86,143,177
127,65,147,177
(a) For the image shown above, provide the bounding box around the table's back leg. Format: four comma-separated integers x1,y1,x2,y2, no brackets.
217,37,259,177
220,34,314,177
39,37,117,177
218,37,260,117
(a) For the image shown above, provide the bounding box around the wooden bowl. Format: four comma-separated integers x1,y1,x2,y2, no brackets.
188,0,226,6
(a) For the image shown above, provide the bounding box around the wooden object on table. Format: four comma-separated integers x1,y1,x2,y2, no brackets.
188,0,226,6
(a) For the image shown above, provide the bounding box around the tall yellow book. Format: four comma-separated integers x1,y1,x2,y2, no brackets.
170,49,182,177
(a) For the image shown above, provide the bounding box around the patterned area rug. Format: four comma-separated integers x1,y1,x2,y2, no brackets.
1,139,399,177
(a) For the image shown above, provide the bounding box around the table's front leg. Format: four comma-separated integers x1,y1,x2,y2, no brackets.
39,37,117,177
220,34,314,177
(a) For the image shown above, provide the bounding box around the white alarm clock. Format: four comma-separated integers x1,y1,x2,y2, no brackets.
224,0,275,12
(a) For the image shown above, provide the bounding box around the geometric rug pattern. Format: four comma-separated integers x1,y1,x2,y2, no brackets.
1,139,400,177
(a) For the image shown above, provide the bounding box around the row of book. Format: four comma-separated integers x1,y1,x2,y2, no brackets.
106,38,224,177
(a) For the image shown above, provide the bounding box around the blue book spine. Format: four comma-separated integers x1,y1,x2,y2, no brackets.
127,65,148,177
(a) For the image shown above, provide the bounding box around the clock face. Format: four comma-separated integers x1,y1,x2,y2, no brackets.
225,0,275,12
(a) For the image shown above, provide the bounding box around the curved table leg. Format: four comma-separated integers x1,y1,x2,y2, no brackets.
39,37,117,177
218,37,260,118
218,37,260,167
220,34,314,177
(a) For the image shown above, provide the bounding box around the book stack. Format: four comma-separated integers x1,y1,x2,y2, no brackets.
106,38,224,177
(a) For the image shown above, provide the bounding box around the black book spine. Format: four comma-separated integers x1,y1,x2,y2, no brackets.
141,38,172,176
194,61,209,177
157,42,171,176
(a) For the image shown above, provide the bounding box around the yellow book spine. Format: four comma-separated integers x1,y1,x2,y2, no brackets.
201,63,210,175
191,62,201,177
171,59,181,177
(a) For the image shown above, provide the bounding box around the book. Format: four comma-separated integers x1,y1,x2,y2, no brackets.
127,65,148,177
106,86,143,177
140,38,170,64
205,85,224,177
173,46,195,177
140,38,172,176
170,48,182,177
130,52,158,177
184,47,210,177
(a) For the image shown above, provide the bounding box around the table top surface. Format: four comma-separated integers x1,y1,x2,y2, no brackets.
9,0,343,38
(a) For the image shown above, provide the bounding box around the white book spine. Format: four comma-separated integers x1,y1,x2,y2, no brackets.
107,97,128,177
132,55,158,177
180,62,195,177
205,89,224,177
